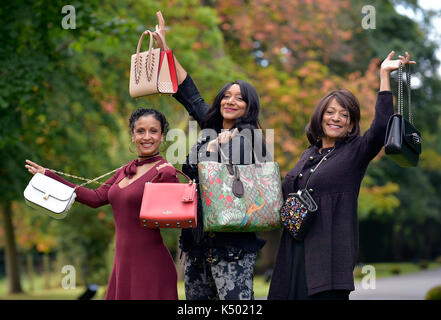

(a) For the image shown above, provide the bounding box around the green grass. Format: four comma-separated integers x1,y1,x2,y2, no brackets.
1,261,440,300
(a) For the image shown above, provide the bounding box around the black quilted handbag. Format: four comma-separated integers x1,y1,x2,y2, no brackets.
385,62,422,167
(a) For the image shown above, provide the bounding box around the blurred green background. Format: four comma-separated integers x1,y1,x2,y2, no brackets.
1,0,441,299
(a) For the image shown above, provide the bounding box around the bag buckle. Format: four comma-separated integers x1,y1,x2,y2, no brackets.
411,133,421,145
182,184,195,202
43,193,50,200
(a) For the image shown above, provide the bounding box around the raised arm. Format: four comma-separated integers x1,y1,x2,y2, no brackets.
153,11,210,128
154,11,187,85
358,51,416,163
380,51,415,92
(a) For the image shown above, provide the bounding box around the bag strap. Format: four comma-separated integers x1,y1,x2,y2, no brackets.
135,30,156,84
304,147,335,190
398,62,413,124
51,167,123,189
217,136,263,165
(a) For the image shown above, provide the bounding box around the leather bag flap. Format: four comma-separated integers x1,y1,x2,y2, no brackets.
30,173,76,201
402,118,422,155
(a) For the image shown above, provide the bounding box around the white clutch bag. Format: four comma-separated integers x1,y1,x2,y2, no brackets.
24,173,76,219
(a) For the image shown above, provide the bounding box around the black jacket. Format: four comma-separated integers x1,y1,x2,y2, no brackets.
268,91,394,297
173,74,266,256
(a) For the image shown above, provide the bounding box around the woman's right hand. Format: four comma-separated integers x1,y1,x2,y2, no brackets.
25,159,45,175
153,11,169,51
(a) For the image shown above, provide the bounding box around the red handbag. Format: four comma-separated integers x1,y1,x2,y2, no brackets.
139,170,197,228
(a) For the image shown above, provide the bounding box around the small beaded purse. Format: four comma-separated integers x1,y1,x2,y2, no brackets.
280,147,335,240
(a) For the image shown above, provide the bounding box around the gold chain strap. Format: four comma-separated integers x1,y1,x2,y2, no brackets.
51,167,123,189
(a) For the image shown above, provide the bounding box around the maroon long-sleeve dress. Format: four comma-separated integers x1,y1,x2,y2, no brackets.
45,156,179,300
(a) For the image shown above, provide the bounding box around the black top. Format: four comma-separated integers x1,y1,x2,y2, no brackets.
268,91,394,297
173,74,266,256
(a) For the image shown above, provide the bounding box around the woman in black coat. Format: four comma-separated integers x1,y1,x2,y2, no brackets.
268,51,415,300
153,11,268,300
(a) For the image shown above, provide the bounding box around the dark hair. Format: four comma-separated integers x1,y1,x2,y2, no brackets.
305,89,361,145
129,108,169,135
203,80,262,132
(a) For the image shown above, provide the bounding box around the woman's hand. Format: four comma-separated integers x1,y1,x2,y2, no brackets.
25,160,46,175
153,11,169,51
152,11,188,85
381,51,416,74
380,51,416,91
207,129,239,152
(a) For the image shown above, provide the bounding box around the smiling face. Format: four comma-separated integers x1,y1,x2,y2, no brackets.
131,115,163,157
321,99,354,147
220,84,248,128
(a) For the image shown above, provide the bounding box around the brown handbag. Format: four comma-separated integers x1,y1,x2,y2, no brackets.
139,169,197,228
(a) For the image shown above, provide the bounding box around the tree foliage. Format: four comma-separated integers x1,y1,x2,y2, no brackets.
1,0,441,292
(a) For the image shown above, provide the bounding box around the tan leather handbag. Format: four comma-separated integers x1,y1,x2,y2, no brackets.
129,30,178,98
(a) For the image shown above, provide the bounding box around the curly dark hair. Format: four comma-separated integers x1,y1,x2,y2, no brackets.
129,108,169,135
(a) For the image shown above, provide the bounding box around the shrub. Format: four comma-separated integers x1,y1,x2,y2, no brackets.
435,256,441,264
418,260,429,270
425,286,441,300
390,266,401,275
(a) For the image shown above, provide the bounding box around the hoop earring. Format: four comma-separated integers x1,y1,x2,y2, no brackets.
159,141,168,154
129,141,136,153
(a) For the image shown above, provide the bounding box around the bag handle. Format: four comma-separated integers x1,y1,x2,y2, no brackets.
216,138,252,198
217,136,263,165
151,168,193,184
134,30,156,84
398,62,413,124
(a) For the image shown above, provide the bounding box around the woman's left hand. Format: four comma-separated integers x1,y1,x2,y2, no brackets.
381,51,416,74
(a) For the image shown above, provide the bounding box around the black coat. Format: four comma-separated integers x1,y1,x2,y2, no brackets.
268,91,394,297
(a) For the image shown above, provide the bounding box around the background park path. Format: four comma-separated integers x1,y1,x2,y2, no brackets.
350,267,441,300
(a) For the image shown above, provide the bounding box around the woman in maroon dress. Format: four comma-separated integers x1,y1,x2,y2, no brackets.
25,108,179,300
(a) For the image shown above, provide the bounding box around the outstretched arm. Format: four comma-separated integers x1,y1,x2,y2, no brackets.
25,159,118,208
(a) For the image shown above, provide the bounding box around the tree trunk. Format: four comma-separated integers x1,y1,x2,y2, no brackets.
26,253,34,292
43,253,51,289
1,202,23,294
392,222,404,261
